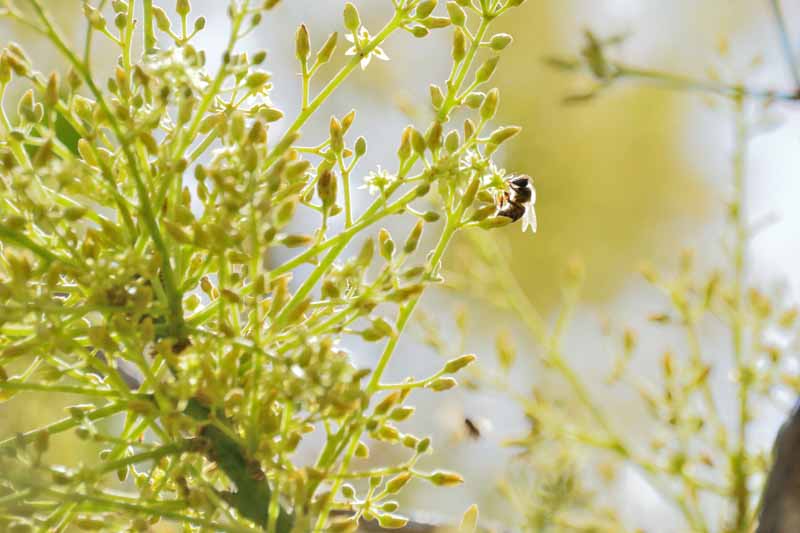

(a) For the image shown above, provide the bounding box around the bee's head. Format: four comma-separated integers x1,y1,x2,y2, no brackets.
508,175,532,202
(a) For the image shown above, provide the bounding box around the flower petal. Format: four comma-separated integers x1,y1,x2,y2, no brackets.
373,47,389,61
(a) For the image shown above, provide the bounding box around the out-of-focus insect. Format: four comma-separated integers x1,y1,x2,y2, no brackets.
496,175,537,233
464,418,482,439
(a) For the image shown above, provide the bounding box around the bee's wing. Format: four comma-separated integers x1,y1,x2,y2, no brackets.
521,204,537,233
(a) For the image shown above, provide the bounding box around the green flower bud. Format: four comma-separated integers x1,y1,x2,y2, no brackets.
343,2,360,32
296,24,310,63
403,220,424,254
355,136,367,157
316,32,338,65
480,88,499,120
329,116,344,153
460,177,480,209
415,0,437,19
416,436,431,454
470,204,496,222
443,354,476,373
385,472,412,493
45,72,59,108
378,514,409,529
452,27,466,62
341,484,356,499
429,84,444,109
428,470,464,486
285,159,311,181
489,125,521,145
357,238,374,266
490,33,513,50
425,121,442,151
480,216,513,229
252,50,267,64
475,56,499,83
463,118,476,139
427,377,457,391
390,406,415,421
176,0,191,17
460,505,479,533
410,127,426,155
83,4,106,30
355,440,369,458
246,70,271,90
281,234,314,248
446,2,466,26
444,130,460,153
194,16,206,32
422,17,450,29
153,6,171,31
398,126,413,161
317,169,338,209
378,228,395,261
422,210,440,222
409,25,429,38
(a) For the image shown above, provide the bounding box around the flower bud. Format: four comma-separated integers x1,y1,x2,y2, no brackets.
415,0,437,18
410,127,426,155
425,121,442,151
443,354,476,373
489,125,521,145
378,514,409,529
427,377,457,391
329,116,344,153
354,136,367,157
176,0,191,17
403,220,424,254
316,32,338,65
317,169,338,209
452,27,466,62
429,84,444,109
343,3,360,31
379,228,395,261
397,126,412,161
444,130,460,153
385,472,412,493
475,56,499,83
490,33,513,50
296,24,310,63
153,6,171,31
480,88,499,120
447,2,466,26
464,91,484,109
428,470,463,486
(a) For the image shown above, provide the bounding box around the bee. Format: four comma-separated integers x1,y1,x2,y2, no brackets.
496,175,537,233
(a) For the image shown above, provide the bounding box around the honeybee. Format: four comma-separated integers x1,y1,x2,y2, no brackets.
496,175,537,233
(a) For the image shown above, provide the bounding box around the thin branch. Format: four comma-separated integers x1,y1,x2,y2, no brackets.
768,0,800,87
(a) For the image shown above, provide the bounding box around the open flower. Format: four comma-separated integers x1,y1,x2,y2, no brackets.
345,28,390,70
360,166,397,196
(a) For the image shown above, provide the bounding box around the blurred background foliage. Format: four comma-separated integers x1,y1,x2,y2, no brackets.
4,1,800,531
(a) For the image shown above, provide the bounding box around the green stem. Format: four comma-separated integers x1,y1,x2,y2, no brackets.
0,402,127,452
731,98,750,532
143,0,156,52
616,63,798,101
768,0,800,87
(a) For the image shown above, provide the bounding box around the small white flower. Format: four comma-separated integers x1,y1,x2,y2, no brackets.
345,28,390,70
360,166,397,196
